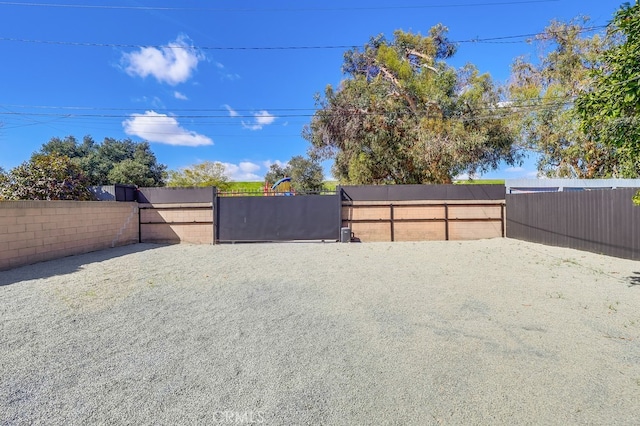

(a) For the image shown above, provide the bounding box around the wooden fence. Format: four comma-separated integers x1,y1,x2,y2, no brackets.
341,185,505,242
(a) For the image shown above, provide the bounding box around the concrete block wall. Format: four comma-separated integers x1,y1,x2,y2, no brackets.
0,201,138,271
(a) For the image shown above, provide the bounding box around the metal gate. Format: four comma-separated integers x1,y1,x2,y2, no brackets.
215,192,341,242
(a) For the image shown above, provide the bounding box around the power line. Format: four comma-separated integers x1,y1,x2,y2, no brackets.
0,37,357,50
0,26,606,50
0,101,574,121
0,104,319,112
0,1,560,12
0,94,579,114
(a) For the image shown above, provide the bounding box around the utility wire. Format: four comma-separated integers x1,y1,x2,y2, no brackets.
0,1,560,12
0,37,358,50
0,101,574,121
0,94,578,113
0,26,606,50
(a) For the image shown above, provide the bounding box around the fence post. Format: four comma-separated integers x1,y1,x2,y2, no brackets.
138,203,142,244
337,186,343,241
501,202,505,238
390,204,395,242
444,203,449,241
212,187,218,245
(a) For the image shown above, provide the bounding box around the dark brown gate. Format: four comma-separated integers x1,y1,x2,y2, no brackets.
215,192,341,242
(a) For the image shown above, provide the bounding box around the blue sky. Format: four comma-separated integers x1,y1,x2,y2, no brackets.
0,1,621,181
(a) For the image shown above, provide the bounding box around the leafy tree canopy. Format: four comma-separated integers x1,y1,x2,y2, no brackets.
37,135,167,186
264,155,325,192
305,27,520,184
508,18,621,178
264,163,288,187
0,153,94,200
575,2,640,177
167,161,231,190
0,167,7,200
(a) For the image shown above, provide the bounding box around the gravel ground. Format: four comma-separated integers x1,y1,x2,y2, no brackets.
1,238,639,425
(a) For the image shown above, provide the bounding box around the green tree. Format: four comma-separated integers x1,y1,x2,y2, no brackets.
264,156,325,192
509,18,618,178
0,153,94,200
264,163,289,186
167,161,231,189
575,2,640,178
108,159,158,187
288,156,325,192
37,135,167,186
0,167,7,200
305,27,520,184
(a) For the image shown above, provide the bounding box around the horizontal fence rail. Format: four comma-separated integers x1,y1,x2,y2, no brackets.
217,189,338,197
341,184,505,201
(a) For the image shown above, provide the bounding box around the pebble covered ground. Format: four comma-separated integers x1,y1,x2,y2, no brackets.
1,239,639,425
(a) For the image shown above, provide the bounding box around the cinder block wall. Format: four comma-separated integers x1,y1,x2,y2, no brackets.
0,201,139,271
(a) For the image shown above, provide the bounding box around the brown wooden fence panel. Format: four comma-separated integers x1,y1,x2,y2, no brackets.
506,189,640,260
341,184,505,201
341,185,506,242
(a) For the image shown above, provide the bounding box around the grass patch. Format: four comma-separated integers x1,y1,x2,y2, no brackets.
226,180,504,191
227,181,339,192
454,179,505,185
323,181,339,190
226,181,263,191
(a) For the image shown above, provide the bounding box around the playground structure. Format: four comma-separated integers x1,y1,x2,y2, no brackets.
264,176,295,196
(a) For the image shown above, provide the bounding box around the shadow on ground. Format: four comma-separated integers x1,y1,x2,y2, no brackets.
0,243,166,287
627,272,640,288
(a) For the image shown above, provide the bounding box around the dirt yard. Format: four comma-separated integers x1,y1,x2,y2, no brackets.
1,239,639,425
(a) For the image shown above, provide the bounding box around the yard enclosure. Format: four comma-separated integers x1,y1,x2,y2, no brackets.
137,185,505,244
3,183,640,270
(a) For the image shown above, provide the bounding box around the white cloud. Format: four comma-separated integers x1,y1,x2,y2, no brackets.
242,110,276,131
239,161,260,173
222,161,262,181
263,159,287,169
122,111,213,147
505,166,525,173
174,91,188,100
223,73,241,81
215,62,241,80
454,172,479,181
121,35,203,85
131,96,165,109
223,104,238,117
